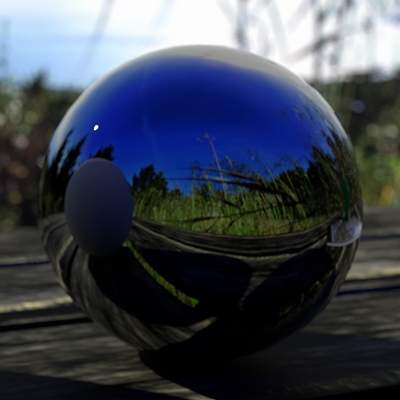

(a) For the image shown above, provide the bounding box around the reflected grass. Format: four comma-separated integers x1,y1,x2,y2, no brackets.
133,185,328,236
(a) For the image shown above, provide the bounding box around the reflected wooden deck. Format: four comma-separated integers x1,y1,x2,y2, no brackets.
1,207,400,399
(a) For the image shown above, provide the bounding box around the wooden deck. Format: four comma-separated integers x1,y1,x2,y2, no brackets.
1,207,400,399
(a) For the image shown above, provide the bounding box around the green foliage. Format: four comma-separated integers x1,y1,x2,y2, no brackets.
132,165,168,196
131,152,353,236
133,186,328,236
0,74,79,230
1,68,400,230
356,152,400,206
318,72,400,208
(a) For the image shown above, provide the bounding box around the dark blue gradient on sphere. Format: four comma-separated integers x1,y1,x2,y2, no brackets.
39,46,362,362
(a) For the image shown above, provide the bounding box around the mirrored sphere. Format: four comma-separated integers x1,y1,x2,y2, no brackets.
39,45,363,361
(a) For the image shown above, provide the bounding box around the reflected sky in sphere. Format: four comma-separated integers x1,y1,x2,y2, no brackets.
49,52,348,195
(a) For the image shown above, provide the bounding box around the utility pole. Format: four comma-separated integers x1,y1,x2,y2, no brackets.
236,0,250,50
0,18,10,81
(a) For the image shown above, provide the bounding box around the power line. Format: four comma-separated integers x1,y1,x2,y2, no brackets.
72,0,176,84
73,0,115,79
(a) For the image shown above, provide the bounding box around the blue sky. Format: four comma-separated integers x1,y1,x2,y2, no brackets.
47,53,347,196
1,0,400,88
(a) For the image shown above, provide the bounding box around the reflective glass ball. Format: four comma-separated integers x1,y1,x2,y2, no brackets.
39,46,362,361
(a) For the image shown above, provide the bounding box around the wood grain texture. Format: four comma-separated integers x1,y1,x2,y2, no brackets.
0,207,399,399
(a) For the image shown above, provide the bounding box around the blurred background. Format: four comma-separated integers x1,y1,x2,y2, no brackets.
0,0,400,232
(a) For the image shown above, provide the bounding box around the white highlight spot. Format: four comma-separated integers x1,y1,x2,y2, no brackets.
93,124,100,132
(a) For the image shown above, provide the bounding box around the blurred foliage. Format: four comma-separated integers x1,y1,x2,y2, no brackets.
0,74,78,230
318,70,400,208
0,69,400,230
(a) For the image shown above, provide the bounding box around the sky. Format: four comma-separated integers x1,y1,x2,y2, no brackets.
1,0,400,88
48,53,343,195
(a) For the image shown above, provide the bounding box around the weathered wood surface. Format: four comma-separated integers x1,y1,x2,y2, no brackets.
0,207,400,399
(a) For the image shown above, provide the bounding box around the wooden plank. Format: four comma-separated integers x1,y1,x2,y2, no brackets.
0,289,400,399
0,262,65,312
1,207,399,314
1,207,400,398
2,206,400,274
0,227,46,265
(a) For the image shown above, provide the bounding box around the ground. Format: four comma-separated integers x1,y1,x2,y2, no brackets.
0,207,399,399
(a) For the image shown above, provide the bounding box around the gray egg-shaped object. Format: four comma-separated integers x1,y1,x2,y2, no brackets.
65,158,133,256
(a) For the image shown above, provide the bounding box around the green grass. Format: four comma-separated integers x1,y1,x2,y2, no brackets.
132,181,331,237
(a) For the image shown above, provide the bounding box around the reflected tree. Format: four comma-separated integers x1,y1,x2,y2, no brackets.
132,164,168,196
40,131,87,215
90,145,114,161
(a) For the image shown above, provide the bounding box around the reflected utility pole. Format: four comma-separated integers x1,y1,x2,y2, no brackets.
198,132,229,196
